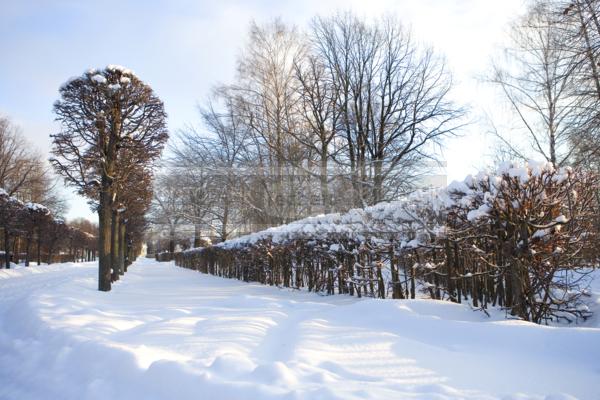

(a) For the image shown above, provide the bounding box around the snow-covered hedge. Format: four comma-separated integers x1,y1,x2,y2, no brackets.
176,161,599,324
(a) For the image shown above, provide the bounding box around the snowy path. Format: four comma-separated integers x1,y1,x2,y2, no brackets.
0,258,599,400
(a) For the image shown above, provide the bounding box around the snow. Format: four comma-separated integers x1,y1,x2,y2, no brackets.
182,189,446,253
553,167,573,184
466,203,491,221
91,74,107,84
60,66,137,91
508,166,530,182
1,258,599,400
532,228,549,239
107,64,134,76
555,215,568,223
24,202,49,213
329,243,341,252
528,160,555,177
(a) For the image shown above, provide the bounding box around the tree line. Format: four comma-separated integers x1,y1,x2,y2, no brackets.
152,1,600,250
0,115,86,268
0,188,96,268
152,12,465,247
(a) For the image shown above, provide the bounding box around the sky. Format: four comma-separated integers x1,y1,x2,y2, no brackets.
0,0,526,221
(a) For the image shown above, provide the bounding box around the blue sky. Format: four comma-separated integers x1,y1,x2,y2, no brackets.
0,0,525,221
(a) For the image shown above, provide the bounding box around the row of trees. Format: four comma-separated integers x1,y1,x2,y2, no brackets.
151,2,600,250
176,161,599,324
0,116,66,215
51,65,168,291
0,115,88,268
152,12,463,246
0,189,96,268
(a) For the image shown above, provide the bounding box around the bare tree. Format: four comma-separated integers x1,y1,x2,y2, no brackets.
151,173,185,254
491,1,579,167
312,14,465,205
232,19,307,226
0,116,38,196
173,89,256,241
293,51,340,213
556,0,600,168
0,116,66,216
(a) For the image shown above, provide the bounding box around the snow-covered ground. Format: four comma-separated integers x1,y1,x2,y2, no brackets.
1,258,599,400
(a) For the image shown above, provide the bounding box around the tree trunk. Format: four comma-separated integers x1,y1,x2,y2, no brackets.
373,157,384,204
169,226,175,254
119,221,125,276
193,224,202,248
221,203,229,242
410,257,416,299
25,235,31,267
320,145,330,214
36,227,42,265
111,210,120,282
13,237,20,265
47,244,54,265
510,259,524,319
4,230,10,269
98,184,112,292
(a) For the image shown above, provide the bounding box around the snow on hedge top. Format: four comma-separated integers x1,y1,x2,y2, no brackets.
184,189,448,253
2,188,51,215
0,188,24,207
24,202,49,214
184,160,572,253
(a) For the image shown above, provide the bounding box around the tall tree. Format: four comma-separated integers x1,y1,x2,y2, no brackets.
312,14,464,205
233,19,306,226
293,51,340,213
492,1,578,167
558,0,600,168
51,65,168,291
